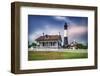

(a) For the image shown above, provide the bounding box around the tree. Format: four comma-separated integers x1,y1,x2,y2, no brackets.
31,42,37,48
28,41,31,48
77,43,88,49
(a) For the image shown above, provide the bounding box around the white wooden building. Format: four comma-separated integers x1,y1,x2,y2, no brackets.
35,34,62,48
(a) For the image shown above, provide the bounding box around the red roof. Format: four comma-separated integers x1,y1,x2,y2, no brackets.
35,35,62,41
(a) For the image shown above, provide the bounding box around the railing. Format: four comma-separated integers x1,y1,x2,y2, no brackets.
28,48,87,53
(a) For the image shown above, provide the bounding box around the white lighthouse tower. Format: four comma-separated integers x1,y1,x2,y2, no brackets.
64,22,68,47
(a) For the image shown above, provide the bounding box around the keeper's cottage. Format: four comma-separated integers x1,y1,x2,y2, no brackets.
35,34,62,48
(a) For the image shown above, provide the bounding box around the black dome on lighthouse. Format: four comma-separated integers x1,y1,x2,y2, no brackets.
64,22,68,29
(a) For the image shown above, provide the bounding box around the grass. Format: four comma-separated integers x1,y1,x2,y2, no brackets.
28,49,88,60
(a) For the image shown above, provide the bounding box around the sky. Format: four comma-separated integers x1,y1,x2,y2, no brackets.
28,15,88,45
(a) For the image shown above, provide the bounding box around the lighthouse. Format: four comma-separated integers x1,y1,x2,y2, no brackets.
64,22,68,47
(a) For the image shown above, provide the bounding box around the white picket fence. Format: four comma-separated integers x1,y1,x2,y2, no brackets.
28,47,87,53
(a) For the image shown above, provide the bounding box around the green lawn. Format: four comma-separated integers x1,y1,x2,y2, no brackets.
28,50,88,60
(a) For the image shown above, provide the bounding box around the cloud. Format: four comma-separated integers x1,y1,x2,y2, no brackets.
28,24,63,43
68,25,87,43
68,25,87,37
53,16,72,23
29,23,87,45
54,16,66,21
29,16,87,44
